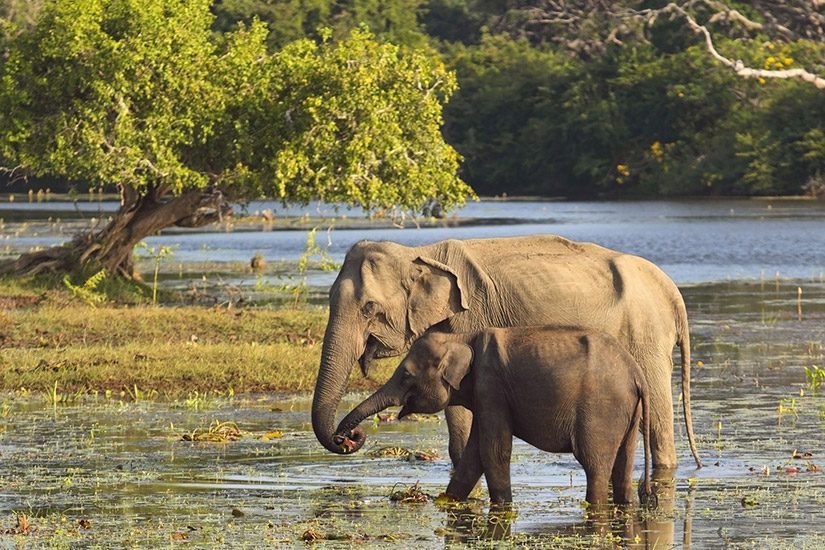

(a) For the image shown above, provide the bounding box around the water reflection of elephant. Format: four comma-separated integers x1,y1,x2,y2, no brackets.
440,475,696,548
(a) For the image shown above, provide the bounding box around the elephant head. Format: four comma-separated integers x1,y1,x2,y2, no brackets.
333,333,474,453
312,240,473,454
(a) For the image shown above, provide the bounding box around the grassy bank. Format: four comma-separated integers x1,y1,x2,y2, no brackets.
0,279,393,397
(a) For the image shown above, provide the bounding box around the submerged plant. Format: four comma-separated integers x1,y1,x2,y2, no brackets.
182,391,210,411
125,384,157,402
367,447,439,461
0,513,31,535
804,365,825,393
46,381,62,410
389,482,430,503
778,398,799,424
182,420,242,443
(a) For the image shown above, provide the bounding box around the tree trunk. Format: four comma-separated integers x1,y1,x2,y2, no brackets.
0,185,231,279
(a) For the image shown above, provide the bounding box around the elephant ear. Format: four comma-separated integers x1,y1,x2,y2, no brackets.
439,342,473,391
407,257,468,337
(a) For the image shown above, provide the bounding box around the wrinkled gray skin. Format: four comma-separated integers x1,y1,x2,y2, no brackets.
335,328,653,506
312,236,700,469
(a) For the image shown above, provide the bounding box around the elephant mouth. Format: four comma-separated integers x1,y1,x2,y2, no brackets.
397,393,415,420
332,426,366,454
359,335,401,377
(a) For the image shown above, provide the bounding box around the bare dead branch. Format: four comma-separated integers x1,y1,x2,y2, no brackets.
660,2,825,89
485,0,825,60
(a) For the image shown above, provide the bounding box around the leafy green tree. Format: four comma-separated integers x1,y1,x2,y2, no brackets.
0,0,469,278
444,35,586,196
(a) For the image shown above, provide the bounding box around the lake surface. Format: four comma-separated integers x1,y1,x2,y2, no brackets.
2,198,825,288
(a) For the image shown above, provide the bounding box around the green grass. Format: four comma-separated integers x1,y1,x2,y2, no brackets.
0,278,395,396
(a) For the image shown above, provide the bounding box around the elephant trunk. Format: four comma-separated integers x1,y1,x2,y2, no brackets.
311,313,366,454
333,388,401,454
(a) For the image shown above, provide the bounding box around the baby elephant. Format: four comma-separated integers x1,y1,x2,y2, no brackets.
333,326,652,506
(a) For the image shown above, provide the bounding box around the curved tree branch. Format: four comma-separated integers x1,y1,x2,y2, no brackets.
488,1,824,87
659,2,825,90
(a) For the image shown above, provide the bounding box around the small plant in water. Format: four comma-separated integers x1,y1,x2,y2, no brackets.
46,381,62,409
389,482,430,503
1,513,31,535
778,398,799,424
367,446,439,461
182,420,242,442
125,384,156,402
804,365,825,393
183,391,209,411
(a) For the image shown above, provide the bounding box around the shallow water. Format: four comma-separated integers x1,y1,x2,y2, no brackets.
2,281,825,547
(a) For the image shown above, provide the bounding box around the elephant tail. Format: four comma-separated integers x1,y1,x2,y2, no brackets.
678,303,702,468
638,376,653,505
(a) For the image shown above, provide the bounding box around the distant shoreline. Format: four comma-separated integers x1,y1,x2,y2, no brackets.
0,192,819,206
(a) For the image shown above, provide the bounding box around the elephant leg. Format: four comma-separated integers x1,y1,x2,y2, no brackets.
445,404,473,468
576,431,614,508
646,467,677,547
477,409,513,504
648,382,676,470
610,412,640,505
445,421,484,500
638,350,677,470
582,465,611,507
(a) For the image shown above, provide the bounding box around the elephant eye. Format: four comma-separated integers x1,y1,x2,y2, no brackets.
361,301,378,318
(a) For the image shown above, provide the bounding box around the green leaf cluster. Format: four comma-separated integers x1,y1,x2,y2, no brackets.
0,0,224,193
63,269,107,307
209,27,469,211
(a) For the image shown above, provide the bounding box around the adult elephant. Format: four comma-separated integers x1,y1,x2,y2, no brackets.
312,235,701,470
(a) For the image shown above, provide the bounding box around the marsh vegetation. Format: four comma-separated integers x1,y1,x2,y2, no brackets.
2,199,825,546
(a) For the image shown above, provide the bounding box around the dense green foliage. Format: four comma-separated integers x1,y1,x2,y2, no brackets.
202,0,825,197
0,0,469,211
1,0,823,201
445,34,825,197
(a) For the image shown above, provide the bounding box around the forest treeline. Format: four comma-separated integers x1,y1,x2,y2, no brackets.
3,0,825,199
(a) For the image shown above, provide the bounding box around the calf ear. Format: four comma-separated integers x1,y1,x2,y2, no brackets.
439,342,473,390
